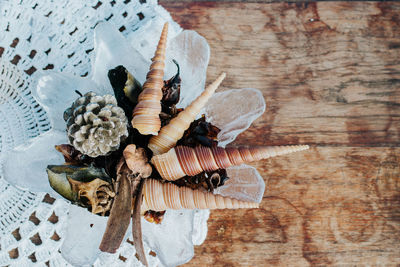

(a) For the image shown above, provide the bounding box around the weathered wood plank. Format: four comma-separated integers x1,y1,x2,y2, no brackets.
159,2,400,266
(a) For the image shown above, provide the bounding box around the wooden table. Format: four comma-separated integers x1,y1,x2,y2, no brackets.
160,2,400,266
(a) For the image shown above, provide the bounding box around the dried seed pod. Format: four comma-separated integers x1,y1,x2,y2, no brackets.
64,92,128,157
46,165,114,215
68,178,115,215
161,59,181,108
149,73,226,155
108,65,142,120
131,22,169,135
142,179,258,211
151,145,310,181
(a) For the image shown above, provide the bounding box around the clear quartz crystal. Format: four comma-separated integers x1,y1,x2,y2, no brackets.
166,30,210,109
2,129,66,193
91,22,149,93
60,205,108,266
142,210,195,266
215,165,266,204
34,73,100,131
205,88,266,147
2,21,266,267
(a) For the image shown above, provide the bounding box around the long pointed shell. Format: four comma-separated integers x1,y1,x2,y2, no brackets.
131,22,169,135
148,73,226,155
142,179,258,211
151,145,310,181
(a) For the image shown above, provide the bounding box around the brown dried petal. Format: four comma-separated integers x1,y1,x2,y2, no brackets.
177,115,220,148
55,144,86,165
144,210,166,224
172,169,229,192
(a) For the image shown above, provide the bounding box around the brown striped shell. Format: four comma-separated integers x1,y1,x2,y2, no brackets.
141,179,258,211
151,145,310,181
148,73,226,155
131,22,169,135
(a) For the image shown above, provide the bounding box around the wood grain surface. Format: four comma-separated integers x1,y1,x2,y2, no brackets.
159,2,400,266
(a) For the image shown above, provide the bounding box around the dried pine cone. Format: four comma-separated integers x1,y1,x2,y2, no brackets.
64,92,128,157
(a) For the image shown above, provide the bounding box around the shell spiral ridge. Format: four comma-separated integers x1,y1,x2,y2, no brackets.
142,179,258,211
148,73,226,155
131,22,169,135
151,145,310,181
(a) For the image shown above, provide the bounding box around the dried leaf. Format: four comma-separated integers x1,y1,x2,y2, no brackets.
131,179,148,267
46,164,113,209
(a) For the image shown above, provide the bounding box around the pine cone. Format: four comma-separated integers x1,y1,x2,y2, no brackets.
64,92,128,157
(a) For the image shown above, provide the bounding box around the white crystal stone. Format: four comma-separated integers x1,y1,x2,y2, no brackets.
34,72,99,131
192,209,210,245
205,88,266,147
91,22,149,93
2,129,66,193
60,205,108,266
142,209,195,266
166,30,210,109
127,16,182,63
214,164,266,204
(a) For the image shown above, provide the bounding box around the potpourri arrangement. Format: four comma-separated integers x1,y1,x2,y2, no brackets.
46,22,309,266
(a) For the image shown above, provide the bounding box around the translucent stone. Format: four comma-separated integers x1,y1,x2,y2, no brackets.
166,30,210,108
92,22,210,110
191,209,210,245
1,20,266,267
126,16,182,64
142,210,195,266
34,72,99,131
91,22,149,93
60,205,108,266
2,129,66,193
214,164,266,203
205,88,266,147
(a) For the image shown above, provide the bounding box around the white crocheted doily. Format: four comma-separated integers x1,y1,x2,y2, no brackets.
0,1,196,266
0,1,266,266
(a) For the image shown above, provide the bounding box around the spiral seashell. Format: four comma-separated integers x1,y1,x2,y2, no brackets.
148,73,226,155
151,145,310,181
141,179,258,211
131,22,169,135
